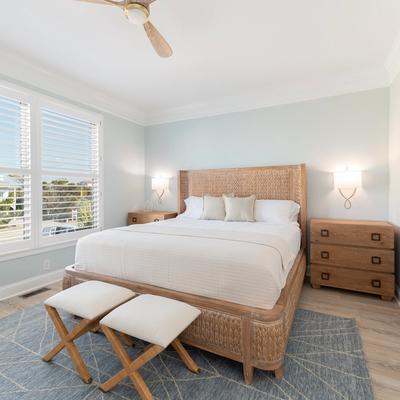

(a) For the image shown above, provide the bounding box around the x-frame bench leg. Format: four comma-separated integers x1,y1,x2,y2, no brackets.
100,325,161,399
99,325,200,400
42,305,97,384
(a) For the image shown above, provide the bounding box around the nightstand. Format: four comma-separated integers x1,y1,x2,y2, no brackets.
128,211,177,225
310,219,395,301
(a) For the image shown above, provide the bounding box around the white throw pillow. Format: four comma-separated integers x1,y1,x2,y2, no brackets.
201,195,226,220
254,200,300,223
180,196,203,219
224,195,256,222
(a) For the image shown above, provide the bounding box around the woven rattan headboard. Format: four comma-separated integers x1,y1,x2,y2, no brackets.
178,164,307,247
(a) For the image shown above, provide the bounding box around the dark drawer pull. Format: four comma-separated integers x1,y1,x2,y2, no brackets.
321,229,329,237
321,272,330,280
154,218,160,222
371,233,381,241
371,256,381,265
132,217,137,223
371,279,381,288
321,251,330,259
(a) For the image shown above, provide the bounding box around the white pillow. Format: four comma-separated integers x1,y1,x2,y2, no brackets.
201,195,226,220
254,200,300,223
180,196,203,219
224,195,256,222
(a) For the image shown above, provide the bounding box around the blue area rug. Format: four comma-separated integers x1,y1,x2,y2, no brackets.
0,305,373,399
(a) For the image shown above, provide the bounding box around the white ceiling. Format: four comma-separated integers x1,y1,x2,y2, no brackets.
0,0,400,125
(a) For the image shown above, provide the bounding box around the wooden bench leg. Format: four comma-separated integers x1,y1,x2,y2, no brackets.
120,332,135,347
171,339,199,374
43,305,94,384
100,326,164,400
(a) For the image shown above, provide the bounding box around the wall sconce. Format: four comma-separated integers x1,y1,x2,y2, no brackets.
152,177,169,203
334,170,362,209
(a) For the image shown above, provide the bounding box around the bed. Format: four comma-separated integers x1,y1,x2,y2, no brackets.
63,164,307,383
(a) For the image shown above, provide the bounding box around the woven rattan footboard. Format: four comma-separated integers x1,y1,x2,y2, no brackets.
63,248,306,383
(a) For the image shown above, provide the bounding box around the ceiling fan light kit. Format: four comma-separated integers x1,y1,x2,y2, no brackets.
77,0,172,58
125,3,149,25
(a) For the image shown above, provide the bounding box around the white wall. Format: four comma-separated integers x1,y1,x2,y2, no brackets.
0,76,145,292
145,88,389,222
389,72,400,289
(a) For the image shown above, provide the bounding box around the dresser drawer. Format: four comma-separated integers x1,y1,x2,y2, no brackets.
311,264,395,298
310,244,394,273
311,221,394,249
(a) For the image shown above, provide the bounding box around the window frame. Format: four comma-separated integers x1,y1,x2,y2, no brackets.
0,80,104,260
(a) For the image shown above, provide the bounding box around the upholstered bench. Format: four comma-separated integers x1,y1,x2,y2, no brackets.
99,294,201,400
43,280,135,383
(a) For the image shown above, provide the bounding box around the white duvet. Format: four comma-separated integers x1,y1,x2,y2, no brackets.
75,218,301,309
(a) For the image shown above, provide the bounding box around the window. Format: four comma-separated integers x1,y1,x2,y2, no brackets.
40,106,100,243
0,83,103,257
0,92,31,252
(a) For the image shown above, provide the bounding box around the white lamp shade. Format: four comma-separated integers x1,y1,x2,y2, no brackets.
127,7,149,25
334,170,362,189
152,177,169,192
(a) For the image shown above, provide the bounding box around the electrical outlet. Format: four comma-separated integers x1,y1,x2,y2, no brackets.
43,259,51,271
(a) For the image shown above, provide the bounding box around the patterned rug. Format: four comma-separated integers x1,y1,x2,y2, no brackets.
0,305,373,399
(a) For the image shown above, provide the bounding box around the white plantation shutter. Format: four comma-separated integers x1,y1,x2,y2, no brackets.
41,107,100,238
0,93,31,250
0,81,103,256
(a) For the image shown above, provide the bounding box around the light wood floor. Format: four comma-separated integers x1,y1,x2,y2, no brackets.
0,280,399,399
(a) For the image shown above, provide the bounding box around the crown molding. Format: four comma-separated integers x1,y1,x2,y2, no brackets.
0,48,391,128
0,48,146,126
144,68,389,126
386,31,400,84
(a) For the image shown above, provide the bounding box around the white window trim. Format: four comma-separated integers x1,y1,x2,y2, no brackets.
0,79,104,260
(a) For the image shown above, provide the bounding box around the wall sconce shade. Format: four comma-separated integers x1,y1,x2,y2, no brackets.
334,171,362,190
152,177,169,191
152,177,169,203
334,170,362,209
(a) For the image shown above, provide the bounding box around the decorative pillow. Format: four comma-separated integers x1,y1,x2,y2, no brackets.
201,195,226,220
201,194,234,220
179,196,203,219
223,195,256,222
254,200,300,223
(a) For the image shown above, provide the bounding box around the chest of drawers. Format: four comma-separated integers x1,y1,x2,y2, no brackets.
310,219,395,301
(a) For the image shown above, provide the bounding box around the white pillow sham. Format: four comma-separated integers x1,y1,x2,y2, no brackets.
254,200,300,223
224,195,256,222
180,196,203,219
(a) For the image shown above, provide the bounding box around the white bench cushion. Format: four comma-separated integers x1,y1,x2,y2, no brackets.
45,281,135,320
100,294,201,348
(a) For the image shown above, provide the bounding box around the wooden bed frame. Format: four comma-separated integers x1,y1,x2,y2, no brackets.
63,164,307,384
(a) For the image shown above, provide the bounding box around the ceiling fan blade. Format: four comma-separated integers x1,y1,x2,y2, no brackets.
143,21,172,58
138,0,157,5
76,0,122,6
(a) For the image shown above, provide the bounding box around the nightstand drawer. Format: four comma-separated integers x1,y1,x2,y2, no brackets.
128,211,177,225
129,215,159,224
311,221,394,249
310,244,394,273
311,265,395,297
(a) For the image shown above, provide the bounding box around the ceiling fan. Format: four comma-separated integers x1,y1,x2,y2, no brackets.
77,0,172,57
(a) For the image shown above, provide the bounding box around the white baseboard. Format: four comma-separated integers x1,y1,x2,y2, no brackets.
0,269,64,301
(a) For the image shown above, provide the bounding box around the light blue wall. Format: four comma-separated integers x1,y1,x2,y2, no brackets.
0,82,392,291
145,88,389,222
0,75,145,289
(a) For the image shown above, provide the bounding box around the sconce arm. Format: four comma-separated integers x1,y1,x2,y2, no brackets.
339,188,357,209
